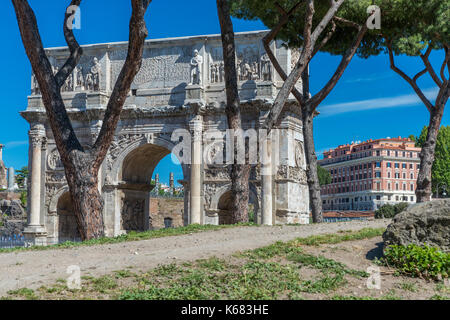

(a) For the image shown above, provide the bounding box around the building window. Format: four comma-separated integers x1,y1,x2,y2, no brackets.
395,173,400,179
388,195,392,201
376,151,380,156
410,184,414,191
417,164,421,170
409,164,413,169
387,150,391,156
396,183,399,190
387,162,391,168
388,172,391,178
395,151,398,157
376,195,381,200
403,173,406,179
410,196,414,201
402,163,407,169
388,183,391,190
403,184,406,190
376,162,381,168
375,172,381,178
395,163,399,168
410,173,414,179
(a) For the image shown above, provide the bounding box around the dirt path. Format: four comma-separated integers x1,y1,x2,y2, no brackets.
0,220,390,295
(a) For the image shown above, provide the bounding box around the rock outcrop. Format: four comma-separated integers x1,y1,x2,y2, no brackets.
383,199,450,252
0,199,26,218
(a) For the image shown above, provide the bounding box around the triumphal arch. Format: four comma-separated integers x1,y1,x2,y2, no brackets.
21,31,309,245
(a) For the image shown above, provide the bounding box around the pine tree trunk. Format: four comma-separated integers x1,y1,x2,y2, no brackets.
416,106,445,202
217,0,250,224
302,106,323,223
63,152,105,240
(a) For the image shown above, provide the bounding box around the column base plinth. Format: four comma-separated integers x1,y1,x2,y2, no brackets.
23,226,48,246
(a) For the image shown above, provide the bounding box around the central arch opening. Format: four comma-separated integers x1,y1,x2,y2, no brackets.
217,187,259,224
57,192,81,242
118,142,185,232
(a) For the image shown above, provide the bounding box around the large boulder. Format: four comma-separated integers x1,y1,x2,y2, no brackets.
383,199,450,252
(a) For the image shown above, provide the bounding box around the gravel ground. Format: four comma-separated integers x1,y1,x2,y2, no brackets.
0,219,390,295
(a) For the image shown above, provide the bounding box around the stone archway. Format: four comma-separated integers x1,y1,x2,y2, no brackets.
214,184,260,225
116,140,187,233
57,192,81,242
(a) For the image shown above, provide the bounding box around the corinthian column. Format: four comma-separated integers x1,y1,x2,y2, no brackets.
189,116,203,224
261,130,273,225
28,125,46,228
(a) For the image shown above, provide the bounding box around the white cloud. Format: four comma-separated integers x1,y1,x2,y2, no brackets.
4,140,28,148
344,73,394,84
318,87,439,117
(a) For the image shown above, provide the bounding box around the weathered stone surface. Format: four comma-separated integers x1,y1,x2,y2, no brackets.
383,199,450,252
0,199,26,218
0,219,26,237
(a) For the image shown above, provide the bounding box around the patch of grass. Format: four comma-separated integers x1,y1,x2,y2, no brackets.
91,276,118,293
7,288,38,300
397,282,418,292
292,228,385,246
435,282,450,294
429,294,450,300
287,252,368,278
1,228,394,300
331,295,377,300
197,257,228,272
114,270,135,279
0,223,256,254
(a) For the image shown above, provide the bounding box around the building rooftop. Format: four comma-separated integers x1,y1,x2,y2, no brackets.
322,136,420,159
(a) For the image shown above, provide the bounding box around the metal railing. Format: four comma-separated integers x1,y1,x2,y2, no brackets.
0,235,25,248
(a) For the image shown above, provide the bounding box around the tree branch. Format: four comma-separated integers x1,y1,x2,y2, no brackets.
92,0,151,168
310,0,344,45
420,44,443,87
440,45,450,83
262,0,345,131
412,68,427,83
12,0,83,160
309,22,368,109
54,0,83,88
311,19,336,58
387,40,434,113
262,1,305,106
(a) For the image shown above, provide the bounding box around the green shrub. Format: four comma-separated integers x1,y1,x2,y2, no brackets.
20,191,27,208
375,202,409,219
382,244,449,280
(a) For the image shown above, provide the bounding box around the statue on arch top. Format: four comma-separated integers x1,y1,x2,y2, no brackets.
90,57,101,91
189,49,203,86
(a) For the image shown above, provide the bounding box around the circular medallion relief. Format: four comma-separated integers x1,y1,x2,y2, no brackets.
295,141,304,168
48,149,64,170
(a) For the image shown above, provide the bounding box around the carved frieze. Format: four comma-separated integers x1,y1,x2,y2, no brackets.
277,165,307,184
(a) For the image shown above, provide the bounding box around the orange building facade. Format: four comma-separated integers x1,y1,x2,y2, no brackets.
318,137,421,211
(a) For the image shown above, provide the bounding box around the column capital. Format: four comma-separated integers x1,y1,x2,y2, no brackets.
29,123,46,148
189,115,203,142
29,132,46,149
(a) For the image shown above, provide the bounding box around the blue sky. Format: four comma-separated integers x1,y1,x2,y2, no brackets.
0,0,447,186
